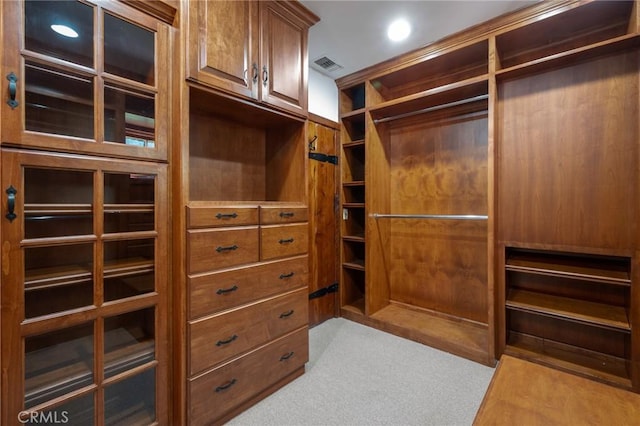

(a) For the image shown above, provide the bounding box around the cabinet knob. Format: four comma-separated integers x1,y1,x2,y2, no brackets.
262,66,268,87
252,63,259,84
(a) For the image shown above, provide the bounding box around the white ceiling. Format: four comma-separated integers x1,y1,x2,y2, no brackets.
301,0,537,80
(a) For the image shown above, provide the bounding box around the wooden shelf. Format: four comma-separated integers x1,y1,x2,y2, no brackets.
340,108,366,120
369,76,488,123
343,260,365,271
343,181,364,187
370,302,489,365
343,235,364,243
343,140,364,148
506,289,630,332
496,33,640,81
506,252,631,285
25,329,154,408
505,331,631,389
25,257,154,291
24,203,92,215
104,203,155,213
342,202,364,209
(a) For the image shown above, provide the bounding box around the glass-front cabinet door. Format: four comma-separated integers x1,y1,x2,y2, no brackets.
1,149,168,425
0,0,170,161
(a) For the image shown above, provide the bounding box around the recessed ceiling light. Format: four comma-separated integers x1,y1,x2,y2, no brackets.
51,24,79,38
387,19,411,42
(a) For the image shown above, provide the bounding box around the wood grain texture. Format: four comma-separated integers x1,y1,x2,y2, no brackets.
474,355,640,426
307,120,339,326
187,227,260,273
498,50,639,251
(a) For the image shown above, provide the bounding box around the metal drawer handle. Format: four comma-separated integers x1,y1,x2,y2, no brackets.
280,351,294,361
216,285,238,295
216,334,238,346
216,212,238,219
279,310,294,319
215,378,237,393
279,272,294,279
279,238,294,244
216,244,238,253
279,211,294,218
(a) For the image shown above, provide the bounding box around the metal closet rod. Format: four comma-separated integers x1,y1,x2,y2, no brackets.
372,94,489,124
371,213,488,220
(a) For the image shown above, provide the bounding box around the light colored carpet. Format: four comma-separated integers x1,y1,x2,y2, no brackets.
228,318,495,426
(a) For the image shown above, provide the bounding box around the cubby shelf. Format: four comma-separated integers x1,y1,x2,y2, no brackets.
506,289,630,332
496,34,640,81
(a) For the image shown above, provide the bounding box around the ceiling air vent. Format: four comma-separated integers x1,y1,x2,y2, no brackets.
313,56,343,73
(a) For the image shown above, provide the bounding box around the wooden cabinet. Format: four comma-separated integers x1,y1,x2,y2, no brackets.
0,149,169,424
176,2,316,413
495,0,640,392
187,0,318,117
337,39,492,366
336,0,640,391
0,0,172,161
0,1,174,423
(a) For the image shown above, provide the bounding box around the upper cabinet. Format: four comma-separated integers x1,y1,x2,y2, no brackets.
187,0,318,117
0,0,172,161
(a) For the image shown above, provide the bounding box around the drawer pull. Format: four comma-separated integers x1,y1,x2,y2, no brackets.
215,378,237,393
216,334,238,346
280,351,295,361
216,285,238,295
215,212,238,220
279,238,294,244
279,211,294,218
279,272,295,279
279,310,294,319
216,244,238,253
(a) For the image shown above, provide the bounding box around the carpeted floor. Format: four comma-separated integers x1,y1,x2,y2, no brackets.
228,318,495,426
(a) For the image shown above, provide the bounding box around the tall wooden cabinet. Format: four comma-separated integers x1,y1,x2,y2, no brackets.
337,0,640,392
0,0,176,424
174,2,319,424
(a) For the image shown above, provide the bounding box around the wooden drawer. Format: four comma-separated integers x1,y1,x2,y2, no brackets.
187,205,259,228
260,205,308,224
189,255,309,319
189,327,308,426
188,227,259,273
189,288,308,375
260,223,309,260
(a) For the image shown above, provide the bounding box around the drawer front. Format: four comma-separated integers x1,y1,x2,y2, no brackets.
260,206,308,224
188,227,259,273
261,223,309,260
189,327,308,426
189,255,309,319
187,206,259,228
189,288,308,375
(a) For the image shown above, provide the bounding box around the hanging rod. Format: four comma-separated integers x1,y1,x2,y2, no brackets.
371,213,488,220
372,94,489,124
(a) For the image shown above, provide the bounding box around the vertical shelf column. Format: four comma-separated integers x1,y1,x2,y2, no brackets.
339,83,366,316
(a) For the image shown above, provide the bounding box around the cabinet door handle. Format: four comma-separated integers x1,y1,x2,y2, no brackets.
5,185,17,222
216,212,237,220
215,378,237,393
262,66,268,87
216,334,238,346
216,244,238,253
243,68,248,87
6,72,18,109
279,211,294,218
279,272,294,279
279,238,294,244
252,63,259,83
279,351,294,361
216,285,238,295
279,310,294,319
